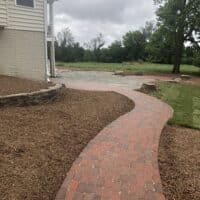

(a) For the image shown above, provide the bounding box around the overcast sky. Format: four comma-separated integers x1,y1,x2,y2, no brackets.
54,0,156,46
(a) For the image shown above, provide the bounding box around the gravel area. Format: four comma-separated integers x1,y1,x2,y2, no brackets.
0,88,134,200
0,75,53,96
159,125,200,200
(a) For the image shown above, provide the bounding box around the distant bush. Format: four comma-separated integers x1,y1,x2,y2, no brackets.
57,63,64,67
182,57,194,65
126,67,132,71
138,59,144,64
193,53,200,67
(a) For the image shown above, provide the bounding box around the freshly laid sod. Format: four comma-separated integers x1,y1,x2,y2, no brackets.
57,62,200,76
149,82,200,200
0,89,134,200
152,82,200,129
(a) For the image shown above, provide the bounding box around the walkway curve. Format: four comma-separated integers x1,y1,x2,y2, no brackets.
55,80,173,200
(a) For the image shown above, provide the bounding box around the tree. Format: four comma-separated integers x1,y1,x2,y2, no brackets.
57,27,74,48
123,31,146,61
88,33,105,61
142,21,155,42
154,0,200,73
83,49,95,61
55,28,84,62
193,50,200,67
107,41,125,63
97,41,125,63
182,46,196,64
70,43,84,62
146,27,174,63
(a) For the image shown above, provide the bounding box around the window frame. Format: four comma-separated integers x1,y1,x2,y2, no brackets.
15,0,35,9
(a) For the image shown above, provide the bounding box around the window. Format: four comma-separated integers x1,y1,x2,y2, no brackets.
16,0,34,8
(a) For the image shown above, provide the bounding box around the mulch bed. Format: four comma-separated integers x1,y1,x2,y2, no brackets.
0,75,52,96
0,89,134,200
159,125,200,200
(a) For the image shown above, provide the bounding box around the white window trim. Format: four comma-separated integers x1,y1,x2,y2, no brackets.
15,0,35,9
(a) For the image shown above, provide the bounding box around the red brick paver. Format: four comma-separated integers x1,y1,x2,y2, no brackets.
54,80,173,200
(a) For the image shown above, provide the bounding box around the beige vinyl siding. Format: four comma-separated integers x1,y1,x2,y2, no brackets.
6,0,45,32
0,29,46,81
0,0,46,81
0,0,8,27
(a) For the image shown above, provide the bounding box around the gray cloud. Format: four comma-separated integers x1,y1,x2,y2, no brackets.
54,0,156,45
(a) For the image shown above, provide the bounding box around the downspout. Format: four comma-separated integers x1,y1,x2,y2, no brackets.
49,1,56,77
44,0,49,81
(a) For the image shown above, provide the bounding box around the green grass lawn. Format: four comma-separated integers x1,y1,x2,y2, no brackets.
152,82,200,129
57,62,200,76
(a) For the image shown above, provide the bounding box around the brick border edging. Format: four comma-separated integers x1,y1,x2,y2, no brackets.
55,83,173,200
0,83,66,107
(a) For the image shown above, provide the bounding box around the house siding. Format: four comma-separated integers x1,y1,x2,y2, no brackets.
0,0,45,32
0,29,46,81
0,0,8,26
0,0,47,81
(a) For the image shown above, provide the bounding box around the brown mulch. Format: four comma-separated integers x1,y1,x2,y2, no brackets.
159,125,200,200
0,75,53,96
0,89,134,200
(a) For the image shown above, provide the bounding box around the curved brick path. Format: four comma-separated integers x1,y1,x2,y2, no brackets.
54,80,173,200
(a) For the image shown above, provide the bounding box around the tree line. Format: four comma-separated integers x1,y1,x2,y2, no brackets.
55,0,200,73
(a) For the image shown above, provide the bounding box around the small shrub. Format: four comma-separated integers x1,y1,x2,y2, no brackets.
57,63,64,67
123,62,131,65
193,53,200,67
182,57,194,65
138,59,144,64
126,67,132,71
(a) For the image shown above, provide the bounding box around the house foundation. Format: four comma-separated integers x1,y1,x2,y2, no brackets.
0,29,46,81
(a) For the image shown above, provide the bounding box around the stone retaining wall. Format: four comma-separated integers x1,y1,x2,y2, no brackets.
0,84,66,107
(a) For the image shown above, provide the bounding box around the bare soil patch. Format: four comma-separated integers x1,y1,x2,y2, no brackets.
0,89,134,200
182,76,200,86
159,125,200,200
0,75,53,96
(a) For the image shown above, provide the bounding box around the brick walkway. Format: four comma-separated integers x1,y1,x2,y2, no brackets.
54,80,173,200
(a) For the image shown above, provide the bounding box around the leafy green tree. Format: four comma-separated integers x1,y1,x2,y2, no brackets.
70,43,84,62
99,48,112,63
193,50,200,67
55,28,84,62
83,50,95,61
57,27,74,48
146,26,174,63
154,0,200,73
87,34,105,62
107,41,125,63
123,30,146,61
142,21,155,42
182,46,196,64
97,41,125,63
